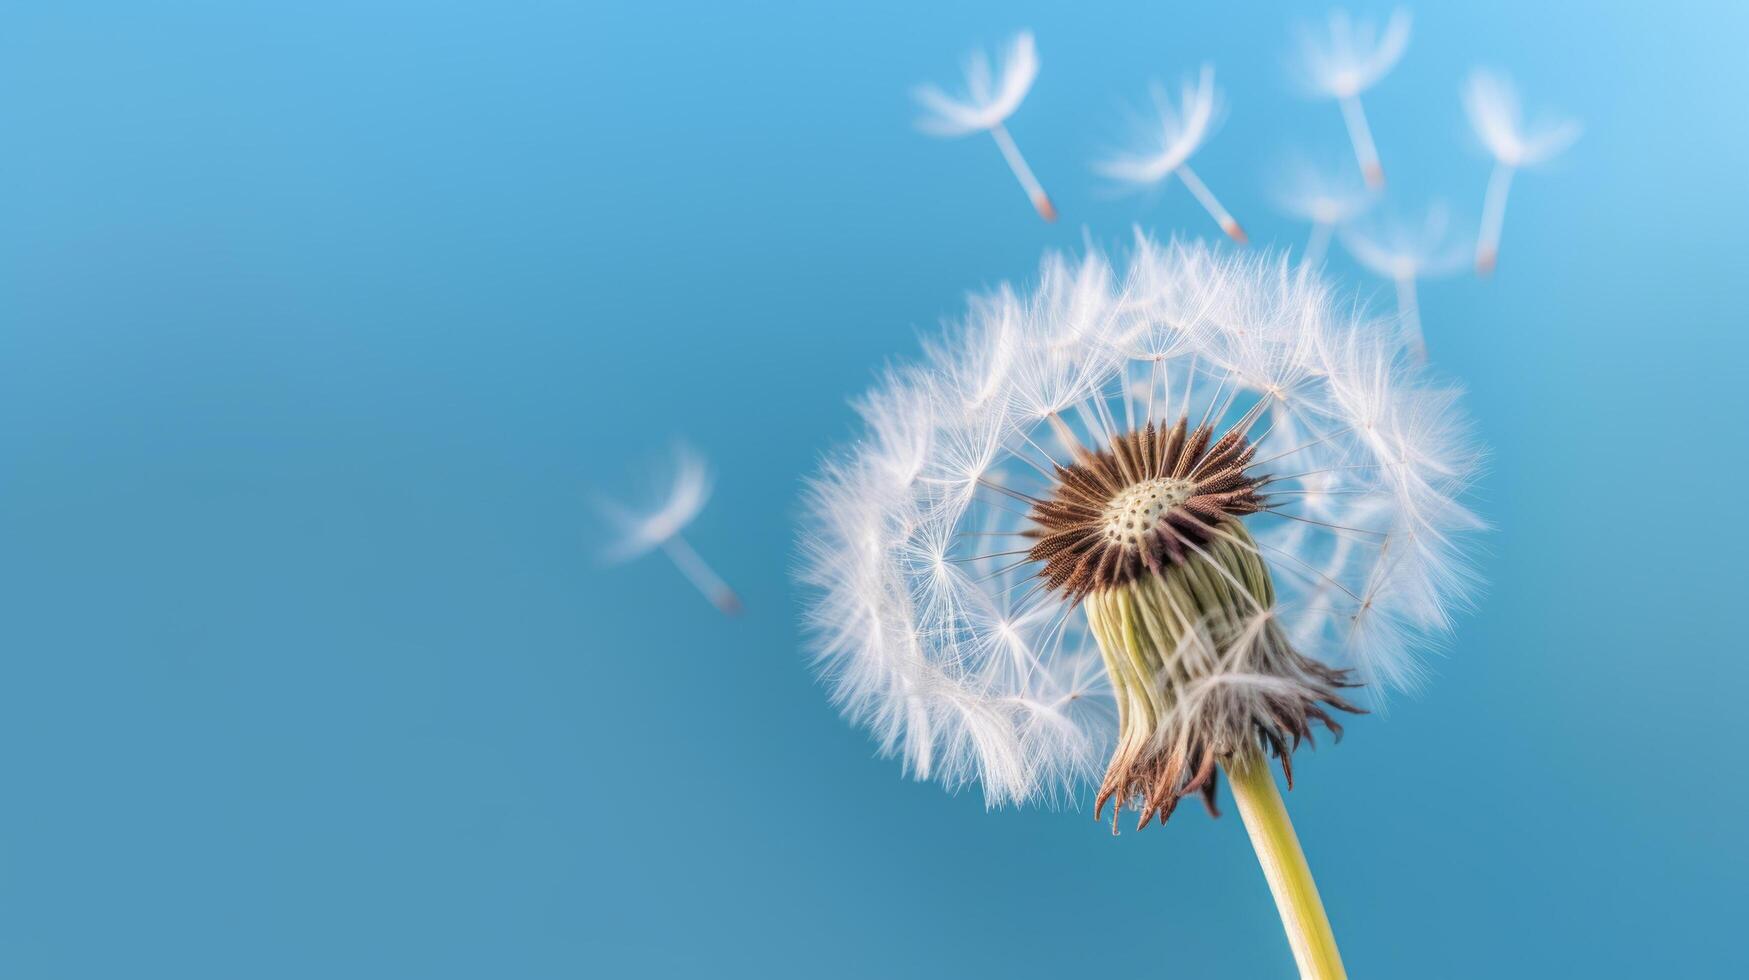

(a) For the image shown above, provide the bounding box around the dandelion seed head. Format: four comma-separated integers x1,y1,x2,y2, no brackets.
800,240,1481,810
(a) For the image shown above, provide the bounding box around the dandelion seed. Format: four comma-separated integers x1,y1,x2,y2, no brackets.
600,444,741,616
1096,66,1246,242
1462,69,1582,275
1340,203,1469,363
1273,155,1377,268
1292,8,1411,189
913,31,1057,222
801,240,1480,977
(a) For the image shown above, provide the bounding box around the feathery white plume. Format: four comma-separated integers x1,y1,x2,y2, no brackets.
1462,69,1581,169
1096,66,1246,243
800,239,1481,808
600,444,742,615
1462,69,1582,274
1273,155,1377,267
1292,8,1411,188
913,31,1057,222
1340,203,1469,362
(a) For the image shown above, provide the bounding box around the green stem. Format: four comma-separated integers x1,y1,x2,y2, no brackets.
1223,753,1347,980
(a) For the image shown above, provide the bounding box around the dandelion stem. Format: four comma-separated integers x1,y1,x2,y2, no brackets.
661,535,742,616
1394,273,1425,364
1338,96,1384,189
1304,222,1334,268
1476,162,1515,276
1225,752,1347,980
989,124,1057,222
1176,164,1247,243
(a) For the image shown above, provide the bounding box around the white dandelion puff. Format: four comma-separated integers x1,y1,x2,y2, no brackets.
913,30,1057,222
1292,8,1411,188
1462,68,1582,275
800,239,1479,805
1339,202,1470,362
800,241,1480,972
599,444,742,616
1096,65,1247,243
1273,154,1378,268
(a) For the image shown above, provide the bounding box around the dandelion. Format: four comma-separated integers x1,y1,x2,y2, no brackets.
913,31,1057,222
1096,66,1247,243
1292,8,1411,189
1273,155,1377,267
801,238,1480,979
1340,203,1469,362
1462,69,1581,275
600,444,742,615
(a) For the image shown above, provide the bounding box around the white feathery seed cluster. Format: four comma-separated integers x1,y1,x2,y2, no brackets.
801,239,1480,806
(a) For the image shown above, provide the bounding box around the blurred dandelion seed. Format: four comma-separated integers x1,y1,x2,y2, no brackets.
1340,203,1469,362
1096,66,1247,243
913,31,1057,222
802,239,1481,977
1462,69,1582,275
600,444,742,616
1273,155,1377,268
1293,8,1411,189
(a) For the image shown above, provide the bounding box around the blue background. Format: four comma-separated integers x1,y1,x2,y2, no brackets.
3,2,1745,977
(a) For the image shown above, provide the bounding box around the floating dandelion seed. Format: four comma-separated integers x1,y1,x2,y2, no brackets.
1293,8,1411,189
1462,69,1581,275
1340,203,1469,363
600,444,742,616
1096,66,1247,243
1273,155,1377,268
913,31,1057,222
801,239,1480,978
